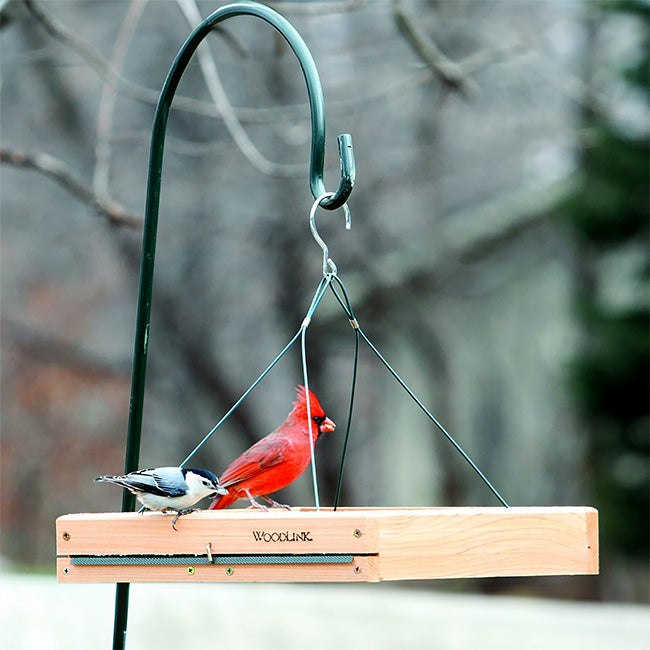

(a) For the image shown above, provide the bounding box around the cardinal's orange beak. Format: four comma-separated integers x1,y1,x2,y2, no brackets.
320,417,336,433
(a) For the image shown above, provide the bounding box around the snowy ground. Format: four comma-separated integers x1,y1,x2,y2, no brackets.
2,573,648,650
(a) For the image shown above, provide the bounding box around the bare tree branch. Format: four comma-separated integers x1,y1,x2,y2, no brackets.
3,318,131,377
267,0,372,14
21,0,539,142
21,0,248,118
392,1,548,100
94,0,148,200
0,147,142,228
0,145,261,445
175,0,304,178
311,178,577,328
23,0,118,81
393,0,478,97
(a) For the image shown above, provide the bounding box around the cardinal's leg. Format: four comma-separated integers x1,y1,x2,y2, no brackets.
244,489,269,511
259,495,291,510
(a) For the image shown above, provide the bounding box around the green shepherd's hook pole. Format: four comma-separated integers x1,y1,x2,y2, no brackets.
113,3,355,648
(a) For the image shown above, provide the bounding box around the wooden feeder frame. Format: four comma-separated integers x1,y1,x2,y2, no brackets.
55,3,599,648
57,507,598,583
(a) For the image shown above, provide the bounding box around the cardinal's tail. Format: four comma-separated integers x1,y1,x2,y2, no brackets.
209,490,238,510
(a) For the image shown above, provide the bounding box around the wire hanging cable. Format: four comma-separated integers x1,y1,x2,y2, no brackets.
180,242,507,509
328,275,360,510
301,328,320,510
326,273,509,509
179,276,331,469
179,329,301,468
299,273,335,510
358,329,509,508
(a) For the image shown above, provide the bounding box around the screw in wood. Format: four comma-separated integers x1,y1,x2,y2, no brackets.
62,567,69,575
225,567,234,576
62,531,71,541
353,566,361,574
352,529,362,538
186,566,195,575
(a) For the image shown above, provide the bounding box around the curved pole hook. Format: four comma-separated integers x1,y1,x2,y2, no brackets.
126,1,357,484
310,192,351,276
151,1,354,212
115,5,355,649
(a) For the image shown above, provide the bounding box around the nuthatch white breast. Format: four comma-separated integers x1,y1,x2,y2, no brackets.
95,466,227,529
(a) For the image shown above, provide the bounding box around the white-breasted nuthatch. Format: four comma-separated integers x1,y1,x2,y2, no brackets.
94,467,228,529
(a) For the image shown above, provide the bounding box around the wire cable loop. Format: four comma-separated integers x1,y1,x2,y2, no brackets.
181,269,508,512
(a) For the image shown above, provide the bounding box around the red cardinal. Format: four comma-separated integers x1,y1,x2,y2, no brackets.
209,386,335,509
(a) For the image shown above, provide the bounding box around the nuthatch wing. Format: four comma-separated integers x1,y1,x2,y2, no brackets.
95,467,228,529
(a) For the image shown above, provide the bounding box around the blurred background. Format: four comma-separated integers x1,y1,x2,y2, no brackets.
1,0,647,625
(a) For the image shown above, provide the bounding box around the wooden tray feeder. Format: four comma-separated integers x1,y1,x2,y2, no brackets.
57,507,598,583
55,1,600,588
55,4,599,647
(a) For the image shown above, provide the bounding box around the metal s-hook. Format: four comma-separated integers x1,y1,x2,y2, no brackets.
310,192,351,276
